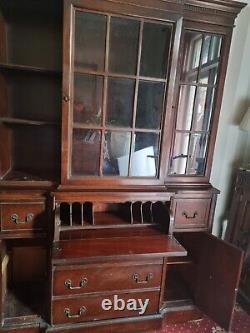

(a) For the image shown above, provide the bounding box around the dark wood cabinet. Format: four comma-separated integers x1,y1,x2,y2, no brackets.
226,169,250,310
0,1,246,333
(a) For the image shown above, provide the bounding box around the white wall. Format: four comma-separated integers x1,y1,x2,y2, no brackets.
210,0,250,236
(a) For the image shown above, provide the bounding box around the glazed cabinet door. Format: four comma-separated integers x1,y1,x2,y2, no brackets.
61,0,181,186
167,23,233,183
175,232,243,331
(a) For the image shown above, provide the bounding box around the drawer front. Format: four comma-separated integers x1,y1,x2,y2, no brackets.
52,291,159,325
174,198,211,229
1,203,45,231
53,264,162,296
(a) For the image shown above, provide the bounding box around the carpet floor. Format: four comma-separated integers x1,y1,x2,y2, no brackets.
149,305,250,333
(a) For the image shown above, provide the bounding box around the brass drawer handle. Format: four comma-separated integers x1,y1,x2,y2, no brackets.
10,213,34,224
64,277,88,290
133,273,153,284
182,211,198,219
64,306,86,319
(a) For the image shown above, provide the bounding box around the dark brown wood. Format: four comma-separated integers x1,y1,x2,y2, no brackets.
226,170,250,310
52,290,160,324
0,1,247,332
53,261,162,296
53,234,187,262
175,232,243,331
46,315,162,333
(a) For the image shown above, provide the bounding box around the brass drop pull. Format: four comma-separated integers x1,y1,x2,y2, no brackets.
182,211,198,219
133,273,153,284
64,306,86,319
10,213,34,224
64,277,88,290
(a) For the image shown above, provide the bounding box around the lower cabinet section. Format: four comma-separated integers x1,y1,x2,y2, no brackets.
52,291,160,325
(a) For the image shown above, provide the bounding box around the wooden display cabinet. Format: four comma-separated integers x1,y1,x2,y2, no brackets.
0,1,247,333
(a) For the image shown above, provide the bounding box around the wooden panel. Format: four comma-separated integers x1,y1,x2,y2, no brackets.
1,203,45,232
173,198,211,230
53,263,162,296
53,235,187,262
52,290,159,324
195,233,243,331
46,315,162,333
0,328,40,333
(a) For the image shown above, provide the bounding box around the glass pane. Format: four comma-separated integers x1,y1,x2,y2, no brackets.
181,31,202,83
209,35,222,61
199,34,222,85
106,78,135,127
186,133,208,175
136,81,165,129
74,11,107,71
73,74,103,124
170,133,190,175
192,87,215,132
176,85,196,131
131,133,159,177
103,131,131,176
109,17,140,75
71,129,101,176
170,132,208,175
140,22,172,78
201,35,211,65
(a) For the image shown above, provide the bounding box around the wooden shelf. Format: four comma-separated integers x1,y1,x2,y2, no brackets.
0,63,62,76
0,117,58,126
1,169,57,184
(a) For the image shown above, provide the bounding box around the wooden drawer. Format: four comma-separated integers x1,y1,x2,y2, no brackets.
0,203,45,232
173,198,211,230
53,262,162,296
52,291,159,324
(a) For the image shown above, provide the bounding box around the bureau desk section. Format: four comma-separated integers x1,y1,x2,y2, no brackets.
50,233,187,329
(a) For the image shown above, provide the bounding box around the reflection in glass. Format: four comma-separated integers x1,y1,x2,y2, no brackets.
74,11,107,71
176,85,196,131
170,133,190,175
71,129,101,176
181,31,202,83
170,132,208,175
186,133,208,175
131,133,159,177
192,87,215,132
73,74,103,124
140,22,172,78
136,81,165,129
106,78,135,127
201,35,211,65
103,131,131,176
109,17,140,75
199,35,222,85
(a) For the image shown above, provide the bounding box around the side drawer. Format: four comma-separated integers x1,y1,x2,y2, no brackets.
53,262,163,296
173,198,211,230
1,203,46,232
52,291,159,325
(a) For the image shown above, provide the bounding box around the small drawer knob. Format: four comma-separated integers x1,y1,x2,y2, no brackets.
63,95,70,102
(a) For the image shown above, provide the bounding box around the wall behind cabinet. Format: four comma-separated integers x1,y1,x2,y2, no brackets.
211,1,250,236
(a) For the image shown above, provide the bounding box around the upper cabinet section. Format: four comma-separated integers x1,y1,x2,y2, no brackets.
61,0,246,187
62,0,177,186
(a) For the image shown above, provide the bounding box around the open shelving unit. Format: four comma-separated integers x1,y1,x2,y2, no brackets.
0,0,62,184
